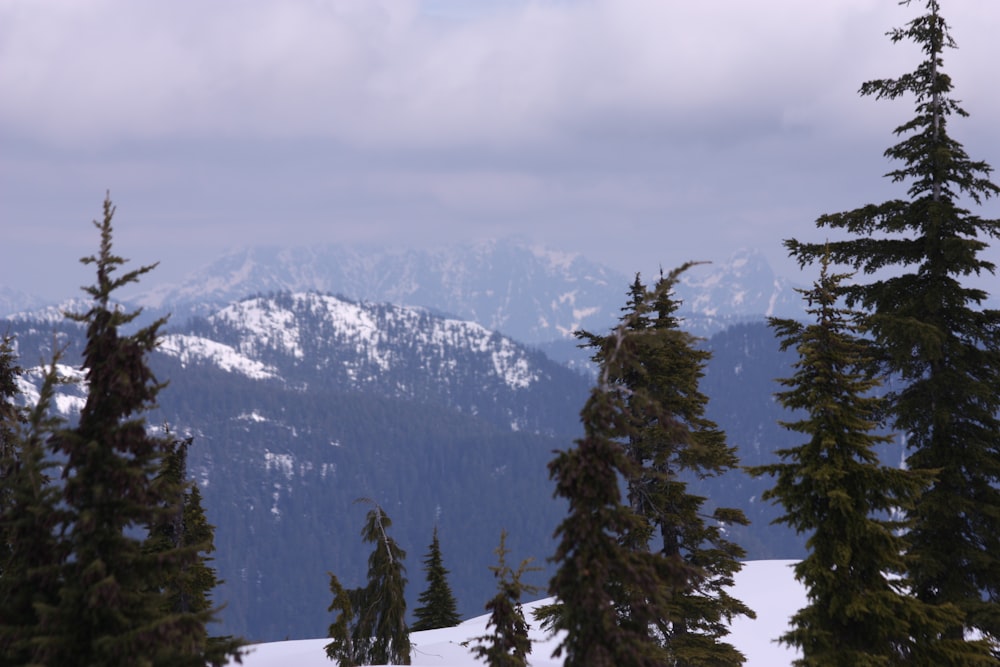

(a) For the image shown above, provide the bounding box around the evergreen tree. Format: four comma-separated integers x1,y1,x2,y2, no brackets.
31,194,221,665
0,352,67,666
0,334,24,479
326,573,356,667
411,525,460,631
0,333,25,574
466,530,539,667
574,269,754,666
786,1,1000,649
751,256,992,665
548,268,702,667
326,499,410,666
146,434,244,666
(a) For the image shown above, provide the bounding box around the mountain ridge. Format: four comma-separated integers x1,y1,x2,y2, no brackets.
3,254,812,643
120,240,805,342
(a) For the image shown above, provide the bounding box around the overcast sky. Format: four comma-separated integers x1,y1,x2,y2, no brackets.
3,0,999,301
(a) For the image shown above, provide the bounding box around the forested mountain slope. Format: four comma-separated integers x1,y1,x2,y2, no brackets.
6,295,810,642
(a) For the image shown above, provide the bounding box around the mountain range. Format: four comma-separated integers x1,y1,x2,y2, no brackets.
124,240,805,343
2,240,824,642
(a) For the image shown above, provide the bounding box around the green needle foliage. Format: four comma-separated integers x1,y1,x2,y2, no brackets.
785,0,1000,650
0,333,26,579
146,434,244,666
327,499,410,666
22,194,236,666
752,256,992,665
411,525,461,632
0,334,25,497
548,265,745,667
465,530,539,667
0,349,67,667
574,268,754,666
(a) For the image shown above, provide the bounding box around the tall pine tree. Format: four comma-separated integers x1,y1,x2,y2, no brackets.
786,1,1000,649
411,525,460,632
548,267,712,667
465,530,539,667
751,256,992,665
146,434,243,666
326,499,410,666
31,194,225,666
0,334,25,575
575,269,753,666
0,350,67,666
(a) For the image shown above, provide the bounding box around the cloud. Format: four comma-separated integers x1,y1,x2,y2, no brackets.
11,0,991,153
3,0,999,301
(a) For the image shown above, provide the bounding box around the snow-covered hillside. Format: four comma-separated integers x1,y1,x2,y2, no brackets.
202,292,542,392
232,560,805,667
156,291,586,436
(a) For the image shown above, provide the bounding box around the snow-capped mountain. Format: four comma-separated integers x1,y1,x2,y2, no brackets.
164,292,586,435
130,240,626,344
5,292,592,641
4,283,810,644
0,285,46,318
678,249,802,326
129,240,804,344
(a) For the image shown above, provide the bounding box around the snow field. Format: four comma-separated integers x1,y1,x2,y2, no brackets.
231,560,804,667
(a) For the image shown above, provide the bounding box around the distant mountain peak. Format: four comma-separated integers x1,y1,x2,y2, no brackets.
5,297,97,325
678,248,797,321
130,239,631,343
123,240,807,344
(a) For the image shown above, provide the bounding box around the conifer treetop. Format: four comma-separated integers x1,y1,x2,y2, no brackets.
412,525,461,632
465,530,539,667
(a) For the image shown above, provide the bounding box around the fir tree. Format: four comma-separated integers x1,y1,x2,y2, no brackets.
31,194,222,665
0,334,24,480
0,351,67,666
465,530,539,667
0,333,25,575
751,256,992,665
146,434,244,666
547,267,704,667
575,269,754,666
326,573,356,667
785,1,1000,650
326,499,410,666
411,525,460,631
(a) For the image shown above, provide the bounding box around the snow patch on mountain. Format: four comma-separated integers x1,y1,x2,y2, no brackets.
678,249,800,323
159,334,279,380
5,298,94,326
207,293,543,393
212,300,306,360
490,339,537,390
264,450,295,481
15,364,88,417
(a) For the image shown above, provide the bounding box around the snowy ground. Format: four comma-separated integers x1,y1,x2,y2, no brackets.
230,559,804,667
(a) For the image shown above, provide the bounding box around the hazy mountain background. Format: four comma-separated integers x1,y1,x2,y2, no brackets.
2,240,842,642
123,240,806,340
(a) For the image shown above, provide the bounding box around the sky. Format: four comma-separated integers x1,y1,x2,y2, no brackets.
3,0,1000,301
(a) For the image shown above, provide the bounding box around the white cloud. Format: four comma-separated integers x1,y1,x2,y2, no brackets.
8,0,996,150
2,0,999,301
